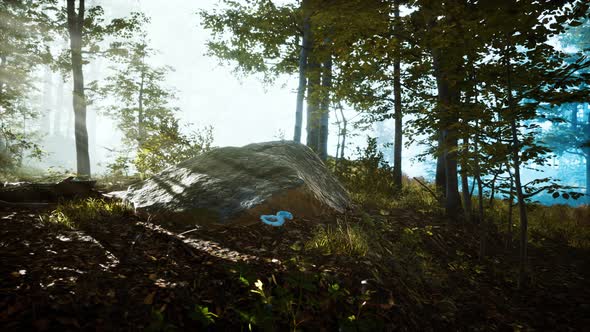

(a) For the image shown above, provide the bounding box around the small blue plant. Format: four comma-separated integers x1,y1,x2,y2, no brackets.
260,211,293,227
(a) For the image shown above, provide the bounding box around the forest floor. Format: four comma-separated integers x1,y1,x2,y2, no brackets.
0,203,589,331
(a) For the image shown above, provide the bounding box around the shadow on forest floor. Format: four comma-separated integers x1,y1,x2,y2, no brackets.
0,203,589,331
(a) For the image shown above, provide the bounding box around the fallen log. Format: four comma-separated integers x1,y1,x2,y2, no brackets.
0,200,51,208
0,177,99,203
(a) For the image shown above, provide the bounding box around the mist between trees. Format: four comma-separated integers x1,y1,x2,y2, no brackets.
2,0,588,211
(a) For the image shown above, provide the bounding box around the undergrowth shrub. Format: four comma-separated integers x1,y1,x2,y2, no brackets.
305,221,370,256
390,177,442,213
48,198,132,229
483,198,590,248
328,137,397,208
328,137,441,213
527,204,590,248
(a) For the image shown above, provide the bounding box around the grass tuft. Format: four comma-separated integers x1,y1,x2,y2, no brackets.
48,198,132,229
305,222,370,257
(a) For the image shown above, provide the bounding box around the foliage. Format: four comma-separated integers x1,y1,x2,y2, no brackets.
305,221,370,257
0,1,54,168
133,124,213,176
200,0,300,83
486,199,590,249
96,37,214,177
48,198,132,229
331,137,397,204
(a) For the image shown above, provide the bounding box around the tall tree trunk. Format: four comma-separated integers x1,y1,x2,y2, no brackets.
569,103,577,130
512,118,528,289
53,75,65,136
461,136,472,222
585,152,589,205
0,54,6,101
294,2,310,143
392,0,403,189
506,169,515,249
339,106,347,160
41,67,53,134
435,132,447,195
306,48,321,153
443,129,461,217
585,109,590,204
433,49,461,217
488,170,501,208
318,53,332,161
474,121,485,258
334,107,341,164
67,0,91,178
137,70,146,149
505,52,529,289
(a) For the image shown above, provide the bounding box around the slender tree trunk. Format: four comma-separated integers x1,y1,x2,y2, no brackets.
582,105,590,205
435,132,447,195
294,2,310,143
137,70,146,149
512,118,528,289
474,121,485,258
0,54,6,153
53,75,65,136
585,152,589,205
41,67,53,134
444,128,461,217
472,122,483,225
339,106,347,160
334,106,344,166
67,0,91,178
0,42,7,151
318,53,332,161
392,0,403,189
506,170,515,249
585,109,590,204
461,137,472,222
0,54,6,98
306,51,321,152
570,103,578,130
488,170,500,208
504,51,529,289
433,49,461,217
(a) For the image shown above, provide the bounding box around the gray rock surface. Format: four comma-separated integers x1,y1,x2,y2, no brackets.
114,141,350,227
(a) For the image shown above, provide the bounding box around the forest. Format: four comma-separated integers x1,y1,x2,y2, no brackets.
0,0,589,331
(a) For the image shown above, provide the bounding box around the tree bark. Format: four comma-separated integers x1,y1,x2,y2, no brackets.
339,106,347,160
585,108,590,204
53,75,65,136
512,118,528,289
506,169,515,249
305,46,321,152
474,120,485,258
435,132,447,194
392,0,403,189
294,1,310,143
504,51,529,289
432,49,461,217
569,103,578,130
318,53,332,161
137,69,146,149
461,137,472,222
67,0,91,178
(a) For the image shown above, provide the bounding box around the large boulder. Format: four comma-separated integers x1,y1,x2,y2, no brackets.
114,141,350,227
